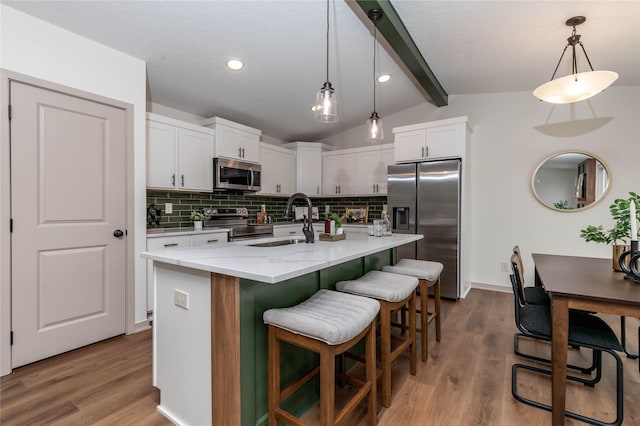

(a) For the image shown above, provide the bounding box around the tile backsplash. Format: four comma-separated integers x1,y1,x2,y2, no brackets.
147,190,387,229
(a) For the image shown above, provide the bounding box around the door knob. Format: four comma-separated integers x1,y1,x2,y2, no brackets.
113,229,124,238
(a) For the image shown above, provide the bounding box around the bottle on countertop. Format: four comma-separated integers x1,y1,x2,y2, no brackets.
324,215,331,234
382,210,392,236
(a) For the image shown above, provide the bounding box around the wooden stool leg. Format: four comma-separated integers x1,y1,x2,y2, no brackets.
365,322,377,426
267,326,279,426
419,279,428,362
319,346,335,426
380,301,392,407
409,293,417,375
434,278,442,342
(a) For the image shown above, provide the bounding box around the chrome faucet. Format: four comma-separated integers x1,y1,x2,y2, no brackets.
284,192,314,243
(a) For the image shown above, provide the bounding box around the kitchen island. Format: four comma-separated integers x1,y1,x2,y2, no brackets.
142,232,422,426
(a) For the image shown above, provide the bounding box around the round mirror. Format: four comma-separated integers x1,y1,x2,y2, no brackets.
531,151,611,212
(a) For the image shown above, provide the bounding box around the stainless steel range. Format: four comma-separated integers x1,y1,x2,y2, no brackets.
202,207,273,241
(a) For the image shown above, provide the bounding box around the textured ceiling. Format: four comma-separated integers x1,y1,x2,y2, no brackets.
3,1,638,142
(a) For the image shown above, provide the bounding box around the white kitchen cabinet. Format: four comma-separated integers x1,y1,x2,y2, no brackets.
200,116,261,164
258,143,295,196
322,152,355,196
147,113,214,192
393,116,468,163
284,142,327,197
355,145,393,195
146,230,228,312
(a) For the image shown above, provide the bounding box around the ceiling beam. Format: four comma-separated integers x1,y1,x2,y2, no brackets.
353,0,448,107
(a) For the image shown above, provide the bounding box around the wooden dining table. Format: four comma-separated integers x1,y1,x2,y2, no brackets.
532,253,640,425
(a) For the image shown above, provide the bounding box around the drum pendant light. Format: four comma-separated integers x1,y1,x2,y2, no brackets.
314,0,338,123
533,16,618,104
367,9,384,142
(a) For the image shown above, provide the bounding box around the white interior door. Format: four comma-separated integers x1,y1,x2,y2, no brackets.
10,81,127,368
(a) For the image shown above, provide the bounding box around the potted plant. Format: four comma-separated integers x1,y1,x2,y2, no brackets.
332,212,344,234
190,210,206,231
580,192,640,271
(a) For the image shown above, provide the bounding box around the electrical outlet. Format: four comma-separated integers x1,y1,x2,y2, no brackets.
325,205,330,213
500,262,509,273
174,289,189,309
165,203,173,214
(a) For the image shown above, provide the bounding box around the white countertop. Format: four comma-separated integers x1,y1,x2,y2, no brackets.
142,233,422,283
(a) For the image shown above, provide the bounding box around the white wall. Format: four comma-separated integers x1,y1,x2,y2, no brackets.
0,5,147,375
320,87,640,290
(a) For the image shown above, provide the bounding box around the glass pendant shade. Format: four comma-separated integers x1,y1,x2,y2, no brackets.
314,81,338,123
367,112,384,142
533,70,618,104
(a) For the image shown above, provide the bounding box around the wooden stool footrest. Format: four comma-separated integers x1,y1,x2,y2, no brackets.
280,366,320,402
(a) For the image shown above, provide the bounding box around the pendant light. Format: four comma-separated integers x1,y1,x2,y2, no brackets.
533,16,618,104
314,0,338,123
367,9,384,142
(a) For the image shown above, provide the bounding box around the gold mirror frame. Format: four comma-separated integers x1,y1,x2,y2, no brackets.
531,150,612,212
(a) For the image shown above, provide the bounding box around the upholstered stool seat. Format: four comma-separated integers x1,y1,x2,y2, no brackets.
336,270,418,407
263,289,379,426
383,259,443,362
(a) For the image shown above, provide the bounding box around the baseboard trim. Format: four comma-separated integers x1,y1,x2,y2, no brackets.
471,282,511,294
131,319,151,334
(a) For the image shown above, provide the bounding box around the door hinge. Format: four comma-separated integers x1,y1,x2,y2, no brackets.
8,105,11,120
10,331,13,345
9,218,13,233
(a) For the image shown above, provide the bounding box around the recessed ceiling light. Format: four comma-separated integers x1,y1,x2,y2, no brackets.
226,59,244,71
377,74,391,83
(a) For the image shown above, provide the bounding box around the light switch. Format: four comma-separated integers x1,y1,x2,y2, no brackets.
165,203,173,214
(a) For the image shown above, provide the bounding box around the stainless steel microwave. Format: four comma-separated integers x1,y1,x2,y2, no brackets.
213,158,261,192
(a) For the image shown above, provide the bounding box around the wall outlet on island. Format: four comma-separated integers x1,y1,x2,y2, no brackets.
500,262,509,273
174,289,189,309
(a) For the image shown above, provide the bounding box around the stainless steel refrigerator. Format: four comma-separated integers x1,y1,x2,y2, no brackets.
387,160,460,299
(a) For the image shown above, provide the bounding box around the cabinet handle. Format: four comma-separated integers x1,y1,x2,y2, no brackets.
241,147,245,158
163,243,178,247
181,174,184,186
238,147,242,157
317,186,320,195
425,146,429,157
207,239,219,243
421,146,425,158
289,231,296,234
373,184,376,193
172,174,176,186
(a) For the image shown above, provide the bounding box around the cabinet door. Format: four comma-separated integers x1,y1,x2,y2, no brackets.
273,225,303,238
215,124,260,163
355,150,380,195
425,126,461,159
146,235,191,312
336,154,355,195
394,129,426,163
239,131,260,163
278,150,296,195
376,148,394,195
322,155,341,196
296,147,322,196
147,120,178,189
258,145,295,196
178,128,213,192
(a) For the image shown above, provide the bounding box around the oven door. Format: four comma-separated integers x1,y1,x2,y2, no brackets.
214,158,261,192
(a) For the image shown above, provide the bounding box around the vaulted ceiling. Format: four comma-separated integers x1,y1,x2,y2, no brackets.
4,1,638,141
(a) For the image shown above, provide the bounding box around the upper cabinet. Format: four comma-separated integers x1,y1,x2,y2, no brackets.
200,116,261,164
355,145,394,195
285,142,326,197
322,152,356,196
146,113,214,192
393,116,468,163
258,143,295,196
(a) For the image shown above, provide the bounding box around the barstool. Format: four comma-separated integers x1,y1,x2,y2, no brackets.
336,270,418,407
263,289,379,426
383,259,443,362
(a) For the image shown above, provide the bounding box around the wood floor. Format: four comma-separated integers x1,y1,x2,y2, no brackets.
1,289,639,425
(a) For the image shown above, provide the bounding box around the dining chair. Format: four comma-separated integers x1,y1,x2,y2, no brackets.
509,272,625,426
510,253,598,374
512,245,549,305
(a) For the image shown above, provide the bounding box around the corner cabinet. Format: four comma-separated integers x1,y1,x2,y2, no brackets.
200,116,261,164
393,116,468,163
147,113,214,192
258,143,295,196
284,142,327,197
322,144,394,196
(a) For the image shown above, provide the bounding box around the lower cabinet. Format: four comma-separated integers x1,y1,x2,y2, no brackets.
146,231,228,312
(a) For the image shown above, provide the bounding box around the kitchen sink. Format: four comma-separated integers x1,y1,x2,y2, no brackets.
248,238,305,247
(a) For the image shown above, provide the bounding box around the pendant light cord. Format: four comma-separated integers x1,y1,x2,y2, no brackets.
372,22,377,113
325,0,330,82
